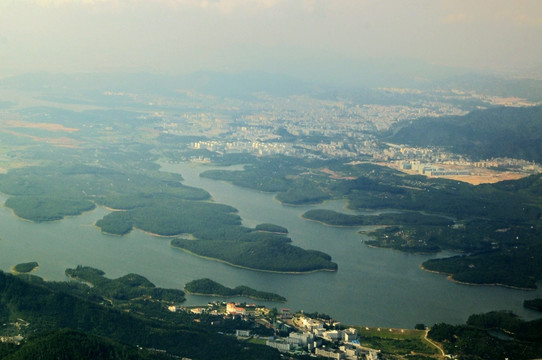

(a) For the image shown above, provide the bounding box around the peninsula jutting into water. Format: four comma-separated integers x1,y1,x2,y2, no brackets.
185,278,286,302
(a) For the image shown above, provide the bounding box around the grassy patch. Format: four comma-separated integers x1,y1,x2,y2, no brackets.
352,327,438,355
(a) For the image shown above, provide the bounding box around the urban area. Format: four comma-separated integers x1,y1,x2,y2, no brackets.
168,302,398,360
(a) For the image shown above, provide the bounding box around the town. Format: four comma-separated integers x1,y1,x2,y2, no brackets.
168,302,440,360
149,87,541,185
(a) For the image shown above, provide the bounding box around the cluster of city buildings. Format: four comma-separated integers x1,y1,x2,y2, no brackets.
0,319,29,345
0,334,24,345
168,302,252,316
153,88,542,182
167,302,381,359
157,90,470,161
400,160,471,176
266,315,379,360
161,104,541,179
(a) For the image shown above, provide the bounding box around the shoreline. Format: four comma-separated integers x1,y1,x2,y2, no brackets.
300,215,395,230
3,201,97,223
364,242,440,255
420,265,536,291
184,289,286,303
65,273,96,288
301,214,362,228
11,262,39,275
96,221,195,239
171,244,337,275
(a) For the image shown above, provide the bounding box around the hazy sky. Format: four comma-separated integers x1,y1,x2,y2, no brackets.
1,0,541,78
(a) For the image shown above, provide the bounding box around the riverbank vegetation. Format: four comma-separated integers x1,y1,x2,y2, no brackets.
185,278,286,302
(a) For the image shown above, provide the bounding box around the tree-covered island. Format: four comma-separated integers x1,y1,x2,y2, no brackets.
254,223,288,234
198,155,542,288
302,209,452,227
185,278,286,302
65,266,186,305
12,262,39,274
171,237,337,273
0,162,335,274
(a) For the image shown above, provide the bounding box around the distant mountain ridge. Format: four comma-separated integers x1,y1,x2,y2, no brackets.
385,105,542,163
3,70,542,105
0,71,316,99
437,73,542,102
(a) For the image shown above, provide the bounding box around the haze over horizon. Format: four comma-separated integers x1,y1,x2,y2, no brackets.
1,0,542,83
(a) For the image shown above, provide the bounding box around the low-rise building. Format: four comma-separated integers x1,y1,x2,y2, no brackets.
226,302,246,315
342,328,358,342
235,329,251,337
323,330,340,341
287,332,314,347
299,316,324,332
281,308,292,319
266,338,293,352
315,347,344,359
313,328,325,337
340,345,362,360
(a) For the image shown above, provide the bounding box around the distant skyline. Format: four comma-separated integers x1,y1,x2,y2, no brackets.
1,0,541,81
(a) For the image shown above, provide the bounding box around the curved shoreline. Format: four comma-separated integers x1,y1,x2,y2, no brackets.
420,265,536,291
364,242,440,255
65,273,96,288
11,262,39,274
302,215,395,230
171,244,337,275
184,289,286,303
97,221,196,239
301,214,362,228
3,201,97,223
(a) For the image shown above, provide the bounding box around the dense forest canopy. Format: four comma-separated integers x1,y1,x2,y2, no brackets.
386,105,542,163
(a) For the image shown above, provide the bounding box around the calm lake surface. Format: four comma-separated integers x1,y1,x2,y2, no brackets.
0,161,541,328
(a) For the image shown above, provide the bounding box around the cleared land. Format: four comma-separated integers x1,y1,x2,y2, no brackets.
382,162,528,185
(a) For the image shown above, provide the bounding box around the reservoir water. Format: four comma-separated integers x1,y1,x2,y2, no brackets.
0,161,541,328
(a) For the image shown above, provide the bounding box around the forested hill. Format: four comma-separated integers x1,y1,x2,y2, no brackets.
385,105,542,162
0,271,279,360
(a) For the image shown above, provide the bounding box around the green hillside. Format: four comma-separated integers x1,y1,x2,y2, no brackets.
387,105,542,162
0,271,280,360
